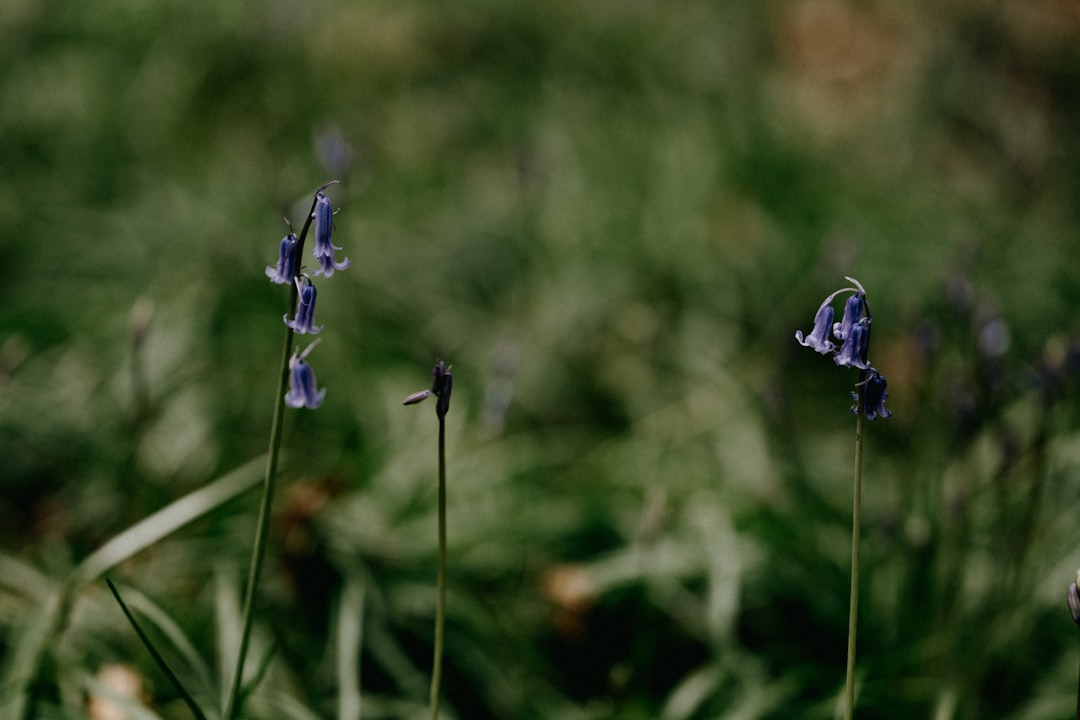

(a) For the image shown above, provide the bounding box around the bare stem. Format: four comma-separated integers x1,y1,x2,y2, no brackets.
1075,630,1080,720
844,375,866,720
430,415,447,720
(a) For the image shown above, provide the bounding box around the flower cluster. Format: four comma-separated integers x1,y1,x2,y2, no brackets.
266,183,348,409
795,277,891,420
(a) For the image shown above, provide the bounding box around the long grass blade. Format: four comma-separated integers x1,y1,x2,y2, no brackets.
106,578,211,720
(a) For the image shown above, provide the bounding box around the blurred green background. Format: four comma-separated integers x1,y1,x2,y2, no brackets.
2,0,1080,718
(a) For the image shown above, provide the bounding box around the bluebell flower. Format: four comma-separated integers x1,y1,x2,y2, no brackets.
832,293,864,342
852,369,891,420
285,346,326,409
265,233,298,284
312,192,350,277
795,301,836,355
403,360,453,418
284,276,323,335
834,319,871,370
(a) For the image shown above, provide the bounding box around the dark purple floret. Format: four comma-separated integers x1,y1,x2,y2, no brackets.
853,369,891,420
266,233,299,284
284,276,323,335
795,302,836,355
833,293,865,342
834,320,871,370
435,371,453,419
285,350,326,409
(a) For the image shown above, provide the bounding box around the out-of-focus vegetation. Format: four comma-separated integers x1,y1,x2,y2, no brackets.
2,0,1080,718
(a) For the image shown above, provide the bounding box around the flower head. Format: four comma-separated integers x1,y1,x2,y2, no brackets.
852,369,891,420
403,360,454,418
285,344,326,409
312,192,350,277
795,301,836,355
284,275,323,335
797,278,891,420
266,233,299,284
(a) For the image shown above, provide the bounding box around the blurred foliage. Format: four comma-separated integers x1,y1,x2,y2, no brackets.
1,0,1080,718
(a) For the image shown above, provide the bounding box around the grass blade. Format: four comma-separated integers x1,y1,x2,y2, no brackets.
106,579,211,720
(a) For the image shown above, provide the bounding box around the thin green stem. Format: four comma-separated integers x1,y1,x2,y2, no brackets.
223,319,293,720
430,415,447,720
1075,630,1080,720
223,184,334,719
844,376,865,720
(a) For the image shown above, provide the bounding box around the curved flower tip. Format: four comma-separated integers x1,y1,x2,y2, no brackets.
844,276,867,296
284,276,323,335
313,251,351,278
285,350,326,409
795,302,835,354
266,233,299,284
852,369,891,420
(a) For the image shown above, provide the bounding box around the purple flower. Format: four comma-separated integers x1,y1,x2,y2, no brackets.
284,276,323,335
266,233,299,284
312,192,350,277
795,301,836,355
285,347,326,409
833,293,865,342
852,369,891,420
834,319,871,370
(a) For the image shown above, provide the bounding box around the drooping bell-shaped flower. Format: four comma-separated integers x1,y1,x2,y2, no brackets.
852,369,891,420
833,293,865,342
266,233,299,284
834,319,871,370
312,192,350,277
795,301,836,355
285,347,326,409
284,276,323,335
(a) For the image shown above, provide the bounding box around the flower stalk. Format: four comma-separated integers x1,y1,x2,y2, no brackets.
1068,575,1080,720
845,373,865,720
404,361,453,720
794,277,890,720
224,181,340,720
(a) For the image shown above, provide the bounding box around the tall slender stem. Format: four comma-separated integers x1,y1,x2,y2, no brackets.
223,316,293,720
430,415,447,720
224,185,331,719
844,376,865,720
1075,629,1080,720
